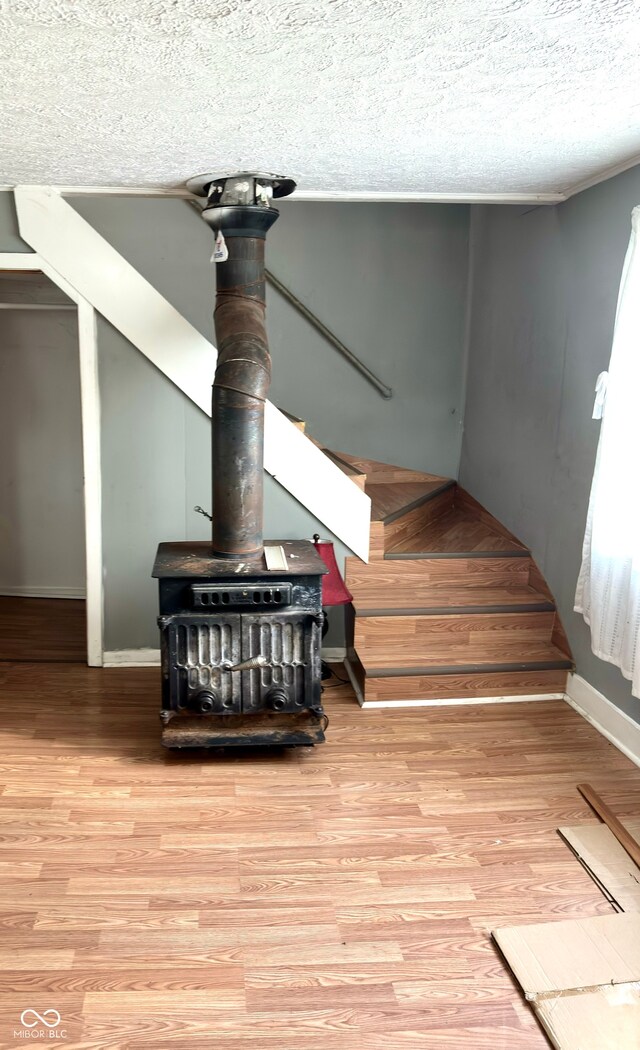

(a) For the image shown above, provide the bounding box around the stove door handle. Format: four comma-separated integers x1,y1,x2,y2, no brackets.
225,655,269,673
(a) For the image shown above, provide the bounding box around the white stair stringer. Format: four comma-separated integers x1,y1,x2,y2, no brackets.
14,186,370,561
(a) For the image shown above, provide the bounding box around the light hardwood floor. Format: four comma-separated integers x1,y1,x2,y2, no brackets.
0,660,637,1048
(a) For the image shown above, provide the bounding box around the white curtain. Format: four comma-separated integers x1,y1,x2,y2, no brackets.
575,206,640,697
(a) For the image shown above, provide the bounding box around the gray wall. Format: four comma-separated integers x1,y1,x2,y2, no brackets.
267,201,469,476
71,196,470,650
0,309,85,597
0,192,31,253
460,166,640,723
72,197,470,478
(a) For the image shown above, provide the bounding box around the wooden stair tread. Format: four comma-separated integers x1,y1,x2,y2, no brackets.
356,639,572,674
386,505,527,555
352,584,554,614
367,480,454,523
329,449,448,486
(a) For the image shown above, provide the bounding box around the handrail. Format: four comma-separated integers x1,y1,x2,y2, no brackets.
265,268,393,400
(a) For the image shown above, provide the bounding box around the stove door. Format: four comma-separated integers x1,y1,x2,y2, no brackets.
241,612,317,713
167,615,242,714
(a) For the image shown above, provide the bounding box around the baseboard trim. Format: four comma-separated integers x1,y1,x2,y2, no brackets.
361,693,564,709
103,646,347,668
323,647,347,661
564,673,640,769
0,585,86,599
103,648,160,667
344,658,365,706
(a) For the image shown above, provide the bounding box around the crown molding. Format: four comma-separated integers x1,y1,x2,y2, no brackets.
561,153,640,199
53,185,566,204
2,153,639,207
1,183,565,204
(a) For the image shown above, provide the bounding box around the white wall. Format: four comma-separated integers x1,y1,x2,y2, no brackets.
0,310,85,597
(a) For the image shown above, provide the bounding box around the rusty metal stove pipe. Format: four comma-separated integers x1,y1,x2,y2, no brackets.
187,172,296,559
210,231,271,558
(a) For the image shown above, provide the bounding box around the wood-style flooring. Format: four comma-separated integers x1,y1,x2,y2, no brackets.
1,659,637,1048
0,596,85,662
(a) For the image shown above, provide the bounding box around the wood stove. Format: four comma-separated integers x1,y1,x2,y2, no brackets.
153,172,328,749
153,540,327,748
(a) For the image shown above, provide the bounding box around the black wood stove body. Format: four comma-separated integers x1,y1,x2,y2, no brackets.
153,171,328,749
153,540,327,748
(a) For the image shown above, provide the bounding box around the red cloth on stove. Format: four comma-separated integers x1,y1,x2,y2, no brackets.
313,540,353,606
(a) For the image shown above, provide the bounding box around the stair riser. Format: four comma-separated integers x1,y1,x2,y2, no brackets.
368,468,443,484
346,558,531,601
359,648,571,670
369,522,386,559
355,612,556,654
369,481,454,525
362,669,569,702
384,488,455,553
528,561,573,660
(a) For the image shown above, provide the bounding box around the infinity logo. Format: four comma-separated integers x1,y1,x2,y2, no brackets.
20,1009,61,1029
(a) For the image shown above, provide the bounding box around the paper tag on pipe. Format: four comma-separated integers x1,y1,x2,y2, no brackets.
211,230,228,263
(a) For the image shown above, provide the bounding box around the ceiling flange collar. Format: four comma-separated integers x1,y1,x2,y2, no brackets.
186,171,296,206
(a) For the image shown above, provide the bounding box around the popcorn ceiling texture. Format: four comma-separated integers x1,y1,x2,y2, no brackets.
0,0,639,193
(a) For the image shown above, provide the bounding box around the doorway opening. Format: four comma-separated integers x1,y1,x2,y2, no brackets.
0,270,86,662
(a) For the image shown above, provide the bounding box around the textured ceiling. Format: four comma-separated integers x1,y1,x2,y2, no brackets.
0,0,639,195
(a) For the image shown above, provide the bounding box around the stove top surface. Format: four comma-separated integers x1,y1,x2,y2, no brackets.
152,540,327,579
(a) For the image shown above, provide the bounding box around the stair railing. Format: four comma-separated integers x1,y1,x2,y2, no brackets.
264,269,393,400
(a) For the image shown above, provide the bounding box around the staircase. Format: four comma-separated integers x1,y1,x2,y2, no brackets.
322,448,573,707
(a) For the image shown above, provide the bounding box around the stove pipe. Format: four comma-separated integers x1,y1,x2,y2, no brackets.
187,172,296,559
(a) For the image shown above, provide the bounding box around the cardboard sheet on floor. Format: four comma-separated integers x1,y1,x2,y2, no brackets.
493,913,640,1050
558,819,640,912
